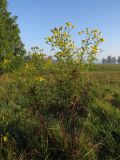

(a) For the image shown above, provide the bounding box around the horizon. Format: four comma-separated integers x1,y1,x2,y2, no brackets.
8,0,120,60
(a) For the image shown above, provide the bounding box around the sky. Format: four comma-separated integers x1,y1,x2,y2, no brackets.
8,0,120,60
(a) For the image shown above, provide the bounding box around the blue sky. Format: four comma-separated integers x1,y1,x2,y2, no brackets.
8,0,120,59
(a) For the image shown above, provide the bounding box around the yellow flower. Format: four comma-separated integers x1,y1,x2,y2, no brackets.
75,60,79,64
39,77,45,81
70,43,75,49
91,46,98,53
59,42,64,47
56,30,60,35
52,30,60,35
63,32,67,37
35,76,45,82
78,31,83,35
3,136,7,142
66,22,72,27
4,59,11,64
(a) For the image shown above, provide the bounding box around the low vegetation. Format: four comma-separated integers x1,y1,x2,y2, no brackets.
0,57,120,160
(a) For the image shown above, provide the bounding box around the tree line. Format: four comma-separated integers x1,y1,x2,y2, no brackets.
102,56,120,64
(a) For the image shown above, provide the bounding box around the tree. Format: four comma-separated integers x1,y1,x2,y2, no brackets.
118,56,120,64
107,56,112,64
0,0,25,62
102,58,107,64
112,57,116,64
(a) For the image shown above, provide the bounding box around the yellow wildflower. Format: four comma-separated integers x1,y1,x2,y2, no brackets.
78,31,83,35
91,46,98,53
35,76,45,82
59,42,65,47
70,43,75,49
3,136,7,142
4,59,11,64
66,22,72,27
75,60,79,64
63,32,67,37
57,30,60,35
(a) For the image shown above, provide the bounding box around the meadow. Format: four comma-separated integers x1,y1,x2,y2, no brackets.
0,61,120,160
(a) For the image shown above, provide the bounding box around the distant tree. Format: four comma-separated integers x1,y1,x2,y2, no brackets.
102,56,117,64
107,56,112,63
102,58,107,64
118,56,120,64
0,0,25,62
112,57,116,64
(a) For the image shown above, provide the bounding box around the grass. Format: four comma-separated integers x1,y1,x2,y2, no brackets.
90,64,120,72
0,63,120,160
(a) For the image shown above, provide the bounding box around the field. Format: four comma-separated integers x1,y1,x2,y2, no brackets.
0,62,120,160
90,64,120,86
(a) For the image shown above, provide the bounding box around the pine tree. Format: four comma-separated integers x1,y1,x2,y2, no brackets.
0,0,25,62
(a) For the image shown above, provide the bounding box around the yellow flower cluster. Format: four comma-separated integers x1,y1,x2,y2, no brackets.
52,30,60,35
59,42,65,47
91,46,98,53
25,63,36,70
